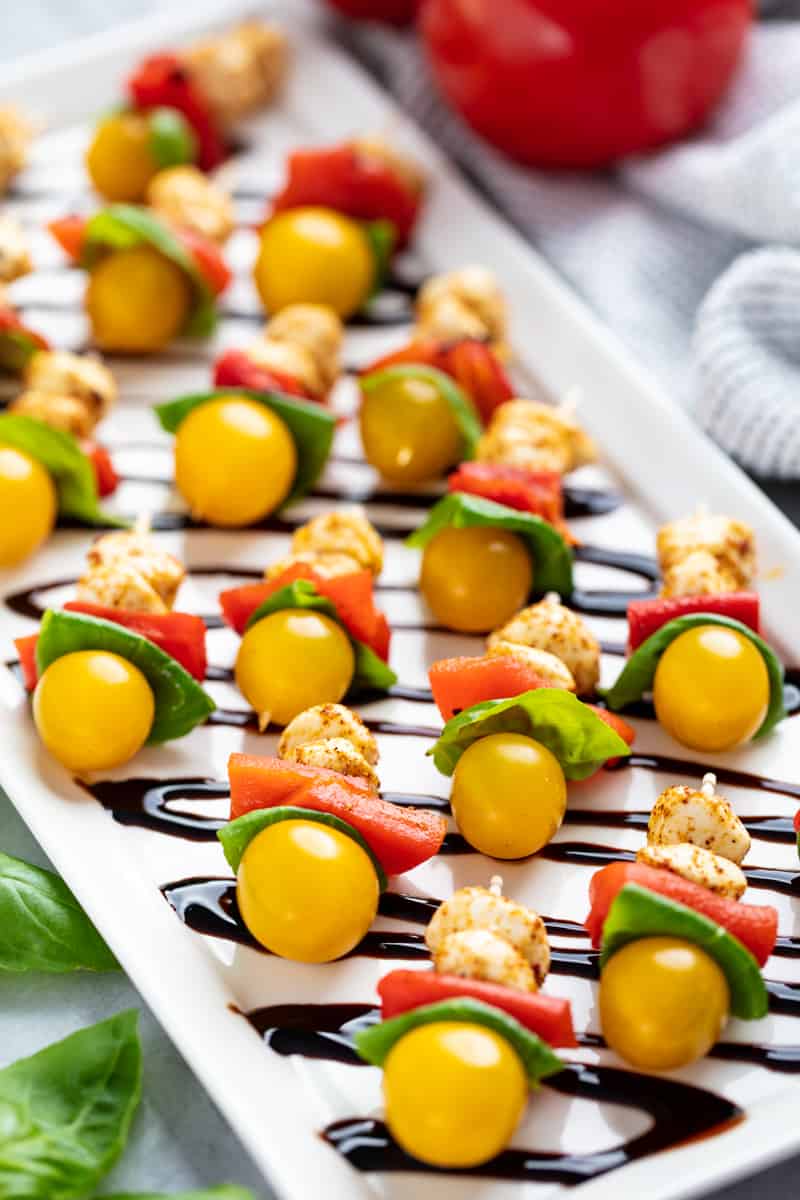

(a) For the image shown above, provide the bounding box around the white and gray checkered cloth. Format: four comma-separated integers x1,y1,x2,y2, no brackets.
343,11,800,479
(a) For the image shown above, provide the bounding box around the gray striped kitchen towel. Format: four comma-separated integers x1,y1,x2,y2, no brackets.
337,11,800,479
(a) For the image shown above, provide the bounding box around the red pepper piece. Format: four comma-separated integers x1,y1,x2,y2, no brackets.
173,227,231,296
213,349,311,400
428,653,550,721
79,440,119,497
627,592,761,651
63,602,207,680
579,705,636,775
447,462,570,538
378,969,577,1047
272,143,421,247
13,634,39,691
440,339,513,423
48,215,87,262
0,306,50,372
228,753,446,876
585,861,778,967
127,52,226,171
219,564,391,662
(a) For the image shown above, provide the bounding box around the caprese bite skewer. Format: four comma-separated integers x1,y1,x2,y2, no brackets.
588,772,775,1069
219,509,394,727
219,747,446,961
49,206,230,352
155,386,335,528
214,303,343,403
15,522,207,688
603,511,786,751
429,688,630,858
356,879,572,1167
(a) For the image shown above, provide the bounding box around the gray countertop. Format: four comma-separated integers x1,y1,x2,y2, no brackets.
1,4,798,1199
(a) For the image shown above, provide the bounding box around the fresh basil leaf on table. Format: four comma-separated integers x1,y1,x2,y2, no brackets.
0,850,118,973
0,1010,141,1199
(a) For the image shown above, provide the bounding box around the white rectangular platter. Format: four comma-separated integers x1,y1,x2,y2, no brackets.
1,6,800,1200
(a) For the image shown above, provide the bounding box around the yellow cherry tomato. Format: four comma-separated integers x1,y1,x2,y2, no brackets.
359,374,463,484
653,625,769,752
599,936,729,1070
383,1021,527,1167
254,207,374,318
33,650,155,774
235,609,355,727
236,818,379,961
451,732,566,859
86,245,191,352
86,113,158,202
420,525,533,633
0,446,56,566
174,396,296,527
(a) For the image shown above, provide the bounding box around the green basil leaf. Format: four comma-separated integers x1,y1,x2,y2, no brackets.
0,414,127,527
0,850,118,973
430,688,630,780
0,329,40,372
218,805,387,890
104,1189,257,1200
602,613,786,738
360,364,481,461
0,1009,142,1199
83,205,216,338
407,491,573,596
147,107,198,168
154,389,335,504
245,579,397,692
601,884,768,1020
355,998,563,1087
362,219,396,298
35,610,215,744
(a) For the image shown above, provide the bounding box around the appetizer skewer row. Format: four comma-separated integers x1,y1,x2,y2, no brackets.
220,740,446,961
356,880,572,1168
588,772,776,1069
213,303,343,403
87,18,288,191
155,387,335,527
50,205,230,352
219,510,395,726
603,510,786,751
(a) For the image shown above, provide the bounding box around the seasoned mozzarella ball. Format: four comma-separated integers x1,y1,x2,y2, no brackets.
426,885,550,987
451,733,567,859
648,784,750,864
146,165,234,243
265,303,343,392
265,551,362,582
245,336,326,396
236,817,378,962
416,266,506,349
77,561,170,615
0,106,32,193
653,625,769,752
289,738,379,789
433,929,536,993
487,639,576,691
24,350,116,424
489,594,600,695
290,508,384,577
477,398,596,475
254,208,374,319
383,1022,527,1168
86,245,191,352
183,20,288,124
0,446,56,565
86,112,159,202
636,843,747,901
600,937,729,1070
11,390,96,439
0,215,31,282
85,530,184,609
657,512,755,597
33,650,154,773
175,396,296,527
420,526,533,634
235,609,355,728
278,702,378,764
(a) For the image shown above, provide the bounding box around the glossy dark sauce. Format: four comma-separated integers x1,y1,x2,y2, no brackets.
608,754,800,801
83,777,228,841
